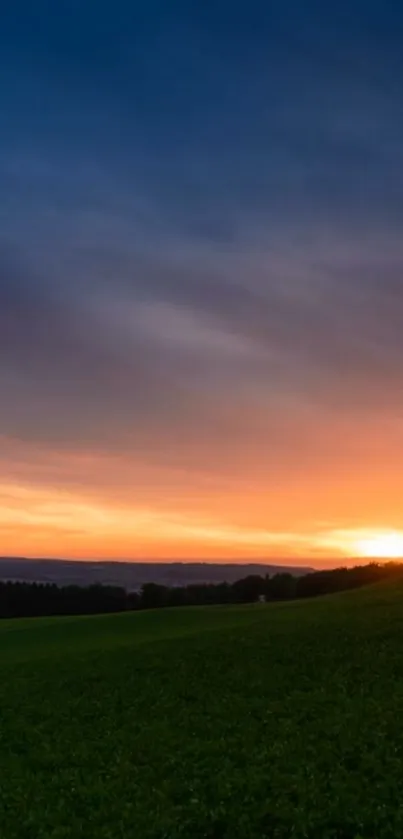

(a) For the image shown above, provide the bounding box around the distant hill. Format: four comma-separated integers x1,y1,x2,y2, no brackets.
0,558,313,591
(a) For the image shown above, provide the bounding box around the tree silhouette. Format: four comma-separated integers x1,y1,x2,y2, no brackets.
1,561,402,620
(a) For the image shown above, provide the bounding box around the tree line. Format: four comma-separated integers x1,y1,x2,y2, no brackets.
1,561,402,619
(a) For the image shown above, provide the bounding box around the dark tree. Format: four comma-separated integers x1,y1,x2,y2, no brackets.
231,575,266,603
1,560,403,620
266,573,297,600
139,583,170,609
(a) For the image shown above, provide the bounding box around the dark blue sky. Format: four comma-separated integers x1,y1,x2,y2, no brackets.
1,1,403,558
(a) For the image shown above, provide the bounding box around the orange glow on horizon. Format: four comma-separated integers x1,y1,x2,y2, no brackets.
2,430,403,566
353,531,403,560
1,476,402,566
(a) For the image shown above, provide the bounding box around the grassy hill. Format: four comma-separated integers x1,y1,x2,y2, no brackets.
1,582,403,838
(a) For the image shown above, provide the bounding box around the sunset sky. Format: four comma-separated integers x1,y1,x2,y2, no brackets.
1,1,403,564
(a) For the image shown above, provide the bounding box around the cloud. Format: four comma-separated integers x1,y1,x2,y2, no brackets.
2,203,403,463
1,0,403,557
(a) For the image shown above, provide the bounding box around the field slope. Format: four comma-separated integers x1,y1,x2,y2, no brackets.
1,583,403,838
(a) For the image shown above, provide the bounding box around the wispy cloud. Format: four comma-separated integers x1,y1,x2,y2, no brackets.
1,0,403,558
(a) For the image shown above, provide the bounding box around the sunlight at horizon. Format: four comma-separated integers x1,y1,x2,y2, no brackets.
1,2,403,562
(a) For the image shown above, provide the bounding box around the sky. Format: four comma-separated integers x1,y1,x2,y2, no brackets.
1,1,403,564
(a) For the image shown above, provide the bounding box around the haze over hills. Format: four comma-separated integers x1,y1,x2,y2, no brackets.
0,558,313,592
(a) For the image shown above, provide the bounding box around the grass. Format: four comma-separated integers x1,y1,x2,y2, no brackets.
1,583,403,838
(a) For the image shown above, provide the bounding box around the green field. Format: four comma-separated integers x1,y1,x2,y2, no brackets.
2,583,403,838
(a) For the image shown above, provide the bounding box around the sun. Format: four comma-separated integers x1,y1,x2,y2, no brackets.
355,531,403,560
